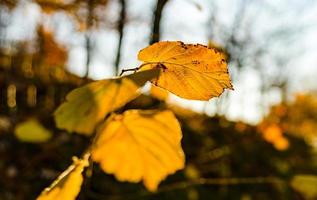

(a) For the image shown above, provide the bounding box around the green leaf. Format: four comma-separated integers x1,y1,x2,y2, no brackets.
291,175,317,199
54,69,159,135
14,119,52,143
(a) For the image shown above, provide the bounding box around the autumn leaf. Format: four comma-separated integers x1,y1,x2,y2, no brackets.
150,84,169,101
14,119,52,143
273,137,289,151
54,69,159,135
40,27,68,67
260,124,289,151
92,109,185,191
138,41,233,100
262,124,282,143
37,154,89,200
291,175,317,199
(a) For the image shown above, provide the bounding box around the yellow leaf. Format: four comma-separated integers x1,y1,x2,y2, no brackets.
138,41,233,100
14,119,52,143
262,124,282,143
54,69,159,135
184,164,200,180
273,137,289,151
150,85,169,101
92,109,185,191
291,175,317,199
37,155,89,200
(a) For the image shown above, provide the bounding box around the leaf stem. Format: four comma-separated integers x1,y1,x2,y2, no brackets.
119,62,160,76
119,67,140,76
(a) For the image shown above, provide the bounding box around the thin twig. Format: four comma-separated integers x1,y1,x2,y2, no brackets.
119,67,140,76
85,176,285,199
118,62,160,76
156,176,284,193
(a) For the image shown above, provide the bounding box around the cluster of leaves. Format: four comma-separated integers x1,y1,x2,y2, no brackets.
4,99,317,199
253,93,317,199
37,41,233,199
34,0,109,31
259,93,317,147
258,124,289,151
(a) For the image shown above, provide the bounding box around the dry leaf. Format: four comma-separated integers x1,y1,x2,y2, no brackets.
138,41,233,100
37,155,89,200
92,109,185,191
54,69,159,135
14,119,52,143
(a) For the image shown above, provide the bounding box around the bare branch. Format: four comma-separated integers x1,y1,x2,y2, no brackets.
84,0,94,78
114,0,126,76
150,0,169,44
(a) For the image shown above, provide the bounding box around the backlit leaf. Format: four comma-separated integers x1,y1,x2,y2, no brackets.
54,69,159,135
260,124,289,151
291,175,317,199
262,124,282,143
37,155,89,200
273,137,289,151
92,109,185,191
138,41,233,100
150,85,169,101
14,119,52,143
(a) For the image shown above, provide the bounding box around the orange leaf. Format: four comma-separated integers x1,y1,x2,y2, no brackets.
138,41,233,100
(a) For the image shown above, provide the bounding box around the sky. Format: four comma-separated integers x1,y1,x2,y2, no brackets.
2,0,317,124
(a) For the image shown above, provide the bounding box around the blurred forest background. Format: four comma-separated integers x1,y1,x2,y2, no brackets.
1,0,317,199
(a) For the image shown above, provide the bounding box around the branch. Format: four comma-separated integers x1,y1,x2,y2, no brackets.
119,67,139,76
85,176,285,199
85,0,94,77
114,0,126,75
150,0,169,44
156,177,284,193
